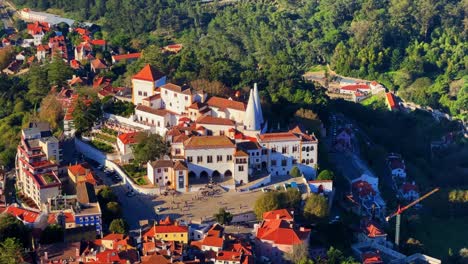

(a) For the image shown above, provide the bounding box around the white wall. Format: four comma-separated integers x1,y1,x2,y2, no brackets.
132,79,155,105
160,88,192,115
185,148,235,178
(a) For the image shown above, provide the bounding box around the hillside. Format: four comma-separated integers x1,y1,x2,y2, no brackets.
12,0,467,120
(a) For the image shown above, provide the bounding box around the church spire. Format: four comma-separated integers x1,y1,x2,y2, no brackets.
244,89,259,131
253,83,263,125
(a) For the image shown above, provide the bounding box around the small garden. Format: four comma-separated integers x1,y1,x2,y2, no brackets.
90,140,114,153
122,163,147,186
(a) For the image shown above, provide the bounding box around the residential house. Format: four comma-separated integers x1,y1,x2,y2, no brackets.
112,52,141,64
36,44,50,61
387,154,406,179
357,218,387,245
191,224,225,252
90,58,108,73
95,233,133,251
254,209,310,264
143,217,189,244
399,182,419,201
67,163,97,185
147,159,189,192
27,21,50,45
117,132,139,164
349,175,386,219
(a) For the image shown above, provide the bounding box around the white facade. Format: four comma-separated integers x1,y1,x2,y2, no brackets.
132,79,156,106
134,105,173,136
257,128,318,177
160,84,193,115
33,33,44,46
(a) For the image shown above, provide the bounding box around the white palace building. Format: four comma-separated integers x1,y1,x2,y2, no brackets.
129,64,318,191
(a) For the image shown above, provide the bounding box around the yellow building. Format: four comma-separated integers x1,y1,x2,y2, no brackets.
143,218,189,244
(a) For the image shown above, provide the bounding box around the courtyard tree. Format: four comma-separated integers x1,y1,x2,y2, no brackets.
303,193,328,222
254,192,281,219
72,97,102,134
317,170,335,180
132,132,169,164
109,218,129,234
214,208,233,225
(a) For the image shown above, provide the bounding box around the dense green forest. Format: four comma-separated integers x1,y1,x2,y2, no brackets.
12,0,467,120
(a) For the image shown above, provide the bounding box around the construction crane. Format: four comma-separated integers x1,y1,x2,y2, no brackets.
385,187,440,247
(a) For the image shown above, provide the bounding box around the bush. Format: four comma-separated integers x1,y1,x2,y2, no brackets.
136,177,147,185
290,166,301,177
122,163,145,178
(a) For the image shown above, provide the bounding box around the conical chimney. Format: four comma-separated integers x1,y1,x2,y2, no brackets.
244,89,259,131
253,83,263,125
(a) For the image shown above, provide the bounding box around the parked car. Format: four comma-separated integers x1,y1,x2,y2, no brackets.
156,207,163,213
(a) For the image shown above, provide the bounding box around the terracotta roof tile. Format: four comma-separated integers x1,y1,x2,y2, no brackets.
112,53,141,61
196,116,235,126
184,136,235,149
206,97,246,111
118,132,139,145
5,206,39,223
135,105,169,116
133,64,165,82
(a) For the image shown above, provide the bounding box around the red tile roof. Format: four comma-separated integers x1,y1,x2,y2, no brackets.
112,53,141,61
340,84,370,91
389,159,405,170
183,136,235,149
5,206,39,223
386,92,398,110
47,212,74,224
401,182,418,194
262,209,294,221
160,83,192,94
90,39,106,46
362,252,383,264
135,104,169,116
362,219,386,238
133,64,165,82
196,116,235,126
68,163,91,176
143,224,188,238
256,219,310,246
37,44,49,51
118,132,139,145
206,97,246,111
191,224,224,249
91,59,108,69
352,180,376,197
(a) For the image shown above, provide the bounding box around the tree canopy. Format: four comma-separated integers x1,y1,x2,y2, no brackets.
254,188,302,219
317,170,335,181
213,208,233,225
109,218,129,234
0,238,24,264
303,193,329,222
132,133,169,164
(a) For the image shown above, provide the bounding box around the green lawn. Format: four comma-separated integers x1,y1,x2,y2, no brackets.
122,164,146,178
360,93,386,109
408,216,468,259
93,132,117,143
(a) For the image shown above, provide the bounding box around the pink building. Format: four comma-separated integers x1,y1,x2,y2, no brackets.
254,209,310,264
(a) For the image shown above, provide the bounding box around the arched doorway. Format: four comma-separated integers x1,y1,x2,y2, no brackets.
212,170,221,178
200,171,209,178
261,162,267,169
224,170,232,178
188,171,196,178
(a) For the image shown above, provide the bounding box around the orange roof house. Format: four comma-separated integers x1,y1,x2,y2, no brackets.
133,64,165,82
143,218,189,244
67,163,96,185
255,209,310,255
386,92,399,111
